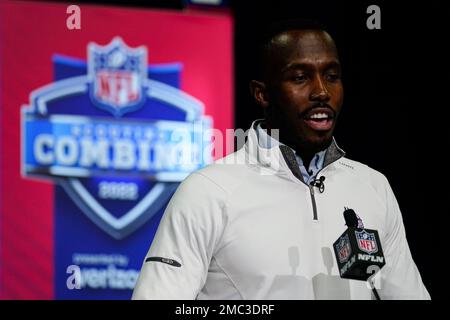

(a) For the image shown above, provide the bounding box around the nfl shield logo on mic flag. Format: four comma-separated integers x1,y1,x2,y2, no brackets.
336,233,352,263
355,230,378,254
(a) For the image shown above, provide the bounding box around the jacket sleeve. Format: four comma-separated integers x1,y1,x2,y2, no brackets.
132,172,227,300
376,174,431,300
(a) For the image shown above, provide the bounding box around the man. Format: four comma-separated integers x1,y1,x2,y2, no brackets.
132,20,430,300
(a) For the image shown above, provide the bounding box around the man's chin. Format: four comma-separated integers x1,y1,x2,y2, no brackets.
302,135,333,153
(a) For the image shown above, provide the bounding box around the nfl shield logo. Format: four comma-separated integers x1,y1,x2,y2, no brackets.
336,234,352,263
355,230,378,254
88,37,146,117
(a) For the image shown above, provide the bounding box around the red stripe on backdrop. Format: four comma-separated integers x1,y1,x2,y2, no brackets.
0,0,233,299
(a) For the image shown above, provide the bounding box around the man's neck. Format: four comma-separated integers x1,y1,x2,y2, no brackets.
293,147,315,170
262,119,325,169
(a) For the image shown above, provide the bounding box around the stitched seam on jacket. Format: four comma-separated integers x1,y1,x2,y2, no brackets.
212,256,245,300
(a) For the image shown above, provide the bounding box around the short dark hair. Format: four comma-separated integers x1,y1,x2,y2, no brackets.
256,19,328,79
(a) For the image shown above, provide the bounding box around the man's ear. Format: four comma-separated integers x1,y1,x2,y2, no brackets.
249,80,270,109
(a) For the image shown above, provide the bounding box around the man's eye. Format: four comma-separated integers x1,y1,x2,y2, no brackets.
293,75,307,82
326,73,341,81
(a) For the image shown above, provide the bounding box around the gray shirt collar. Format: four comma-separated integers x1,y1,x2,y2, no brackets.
255,120,345,184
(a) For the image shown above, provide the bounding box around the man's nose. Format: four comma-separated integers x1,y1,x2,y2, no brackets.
310,76,330,101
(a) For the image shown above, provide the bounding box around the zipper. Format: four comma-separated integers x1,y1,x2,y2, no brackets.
308,183,318,221
304,157,343,221
279,141,346,222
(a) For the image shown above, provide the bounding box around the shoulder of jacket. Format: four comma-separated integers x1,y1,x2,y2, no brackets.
179,150,249,196
335,157,390,192
185,148,250,196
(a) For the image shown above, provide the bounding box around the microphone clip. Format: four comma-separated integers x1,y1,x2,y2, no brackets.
311,176,325,193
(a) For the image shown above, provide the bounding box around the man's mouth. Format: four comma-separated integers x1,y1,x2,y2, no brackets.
302,108,335,131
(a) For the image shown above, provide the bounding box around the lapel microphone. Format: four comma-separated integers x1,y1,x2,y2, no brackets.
310,176,325,193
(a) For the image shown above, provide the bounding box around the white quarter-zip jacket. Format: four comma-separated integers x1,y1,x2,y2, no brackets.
132,120,430,300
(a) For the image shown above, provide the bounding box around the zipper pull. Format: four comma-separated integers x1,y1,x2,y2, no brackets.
309,183,315,195
309,182,318,221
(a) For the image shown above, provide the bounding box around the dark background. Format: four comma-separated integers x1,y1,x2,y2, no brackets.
46,0,448,299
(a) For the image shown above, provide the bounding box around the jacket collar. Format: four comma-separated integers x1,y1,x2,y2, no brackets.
244,119,345,183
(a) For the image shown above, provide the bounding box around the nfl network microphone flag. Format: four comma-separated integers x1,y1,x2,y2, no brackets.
0,1,232,299
334,227,386,281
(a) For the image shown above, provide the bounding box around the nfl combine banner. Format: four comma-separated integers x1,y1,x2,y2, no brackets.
23,38,212,298
0,1,233,299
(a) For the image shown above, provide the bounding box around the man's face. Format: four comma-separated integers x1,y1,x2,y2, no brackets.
263,30,343,152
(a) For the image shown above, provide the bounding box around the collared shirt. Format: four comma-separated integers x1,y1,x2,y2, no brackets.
256,123,326,184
